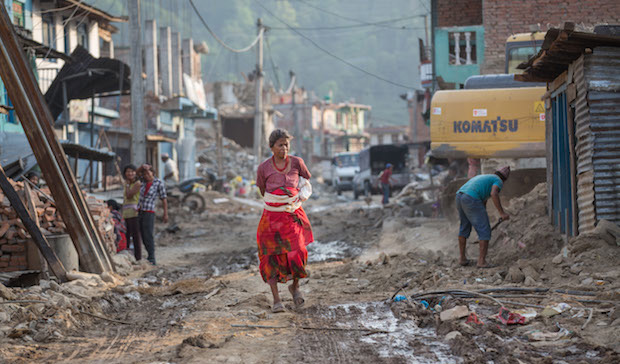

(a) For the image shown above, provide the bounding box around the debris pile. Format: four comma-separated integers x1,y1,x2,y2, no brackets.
0,179,116,272
195,128,256,181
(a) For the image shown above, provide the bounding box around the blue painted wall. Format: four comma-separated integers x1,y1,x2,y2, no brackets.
434,25,485,87
1,0,33,133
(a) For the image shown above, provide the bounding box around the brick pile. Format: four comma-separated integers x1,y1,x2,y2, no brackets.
0,179,116,272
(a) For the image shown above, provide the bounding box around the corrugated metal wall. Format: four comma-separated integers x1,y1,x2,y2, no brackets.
574,47,620,233
573,54,597,233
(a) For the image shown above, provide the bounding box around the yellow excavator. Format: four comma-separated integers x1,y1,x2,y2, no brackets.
431,32,546,159
431,32,548,217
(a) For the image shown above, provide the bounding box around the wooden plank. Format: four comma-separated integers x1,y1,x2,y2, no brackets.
24,183,45,271
0,5,112,273
0,166,67,282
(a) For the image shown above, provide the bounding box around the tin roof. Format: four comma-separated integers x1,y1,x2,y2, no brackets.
516,25,620,82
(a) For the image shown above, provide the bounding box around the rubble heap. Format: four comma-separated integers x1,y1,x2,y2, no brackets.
0,180,116,272
195,128,256,181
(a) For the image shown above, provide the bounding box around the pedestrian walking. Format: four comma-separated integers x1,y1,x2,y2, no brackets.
379,163,395,204
122,164,142,260
137,164,168,265
456,166,511,268
161,153,179,186
256,129,314,313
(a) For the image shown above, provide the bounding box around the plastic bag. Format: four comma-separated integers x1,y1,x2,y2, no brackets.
298,177,312,201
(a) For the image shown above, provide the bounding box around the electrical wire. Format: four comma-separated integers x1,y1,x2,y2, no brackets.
39,2,80,14
255,0,415,89
270,15,424,31
294,0,424,29
36,3,89,66
265,37,282,90
188,0,263,53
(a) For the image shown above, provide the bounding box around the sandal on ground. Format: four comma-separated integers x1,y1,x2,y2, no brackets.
272,302,285,313
477,263,498,269
459,259,472,267
288,285,305,308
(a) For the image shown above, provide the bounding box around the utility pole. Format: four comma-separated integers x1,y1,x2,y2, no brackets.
253,18,264,168
290,71,300,157
129,0,146,165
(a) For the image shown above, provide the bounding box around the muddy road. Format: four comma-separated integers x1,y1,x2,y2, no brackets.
1,188,619,363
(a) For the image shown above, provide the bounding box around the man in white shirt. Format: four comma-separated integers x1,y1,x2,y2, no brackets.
161,153,179,186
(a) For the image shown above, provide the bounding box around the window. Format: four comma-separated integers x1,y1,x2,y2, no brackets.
448,31,476,65
77,23,88,50
507,46,539,74
42,14,56,49
63,17,70,54
12,1,24,27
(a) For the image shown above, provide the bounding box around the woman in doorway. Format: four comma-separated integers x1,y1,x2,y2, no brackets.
122,164,142,261
256,129,314,313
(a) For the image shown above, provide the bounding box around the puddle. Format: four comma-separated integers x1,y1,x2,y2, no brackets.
308,240,363,263
312,301,457,363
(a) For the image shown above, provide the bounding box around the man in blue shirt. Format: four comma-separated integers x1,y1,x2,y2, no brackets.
456,166,510,268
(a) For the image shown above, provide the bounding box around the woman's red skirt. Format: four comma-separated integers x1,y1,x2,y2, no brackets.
257,187,313,283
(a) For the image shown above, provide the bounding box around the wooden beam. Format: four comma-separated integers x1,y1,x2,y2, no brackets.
0,166,67,282
23,183,46,272
0,4,112,273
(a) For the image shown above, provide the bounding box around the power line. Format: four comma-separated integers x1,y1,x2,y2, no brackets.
270,15,424,31
265,37,282,90
255,0,415,90
188,0,263,53
294,0,424,29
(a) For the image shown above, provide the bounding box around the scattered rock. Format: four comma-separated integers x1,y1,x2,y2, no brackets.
569,264,583,275
440,305,469,321
112,252,136,275
0,283,16,300
505,266,525,283
445,331,462,341
182,333,232,349
100,272,123,286
49,280,62,292
581,277,593,286
521,265,540,281
552,254,563,265
593,219,620,246
524,276,537,286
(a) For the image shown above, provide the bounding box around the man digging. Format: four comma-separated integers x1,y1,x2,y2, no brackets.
455,166,510,268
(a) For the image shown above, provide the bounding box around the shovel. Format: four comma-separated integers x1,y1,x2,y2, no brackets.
472,218,503,244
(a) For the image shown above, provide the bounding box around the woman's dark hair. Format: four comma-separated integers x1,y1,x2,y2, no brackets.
122,164,137,178
106,199,120,211
268,128,293,148
494,171,507,182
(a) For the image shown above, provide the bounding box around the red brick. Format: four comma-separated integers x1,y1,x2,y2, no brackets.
10,255,26,266
1,244,25,253
480,0,620,74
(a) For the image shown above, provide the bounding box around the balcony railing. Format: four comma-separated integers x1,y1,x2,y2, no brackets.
37,67,59,94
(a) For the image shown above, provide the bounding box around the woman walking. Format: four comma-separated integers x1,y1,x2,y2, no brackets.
122,165,142,261
256,129,314,313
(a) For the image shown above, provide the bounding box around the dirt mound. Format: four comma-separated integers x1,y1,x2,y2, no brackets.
487,183,564,266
